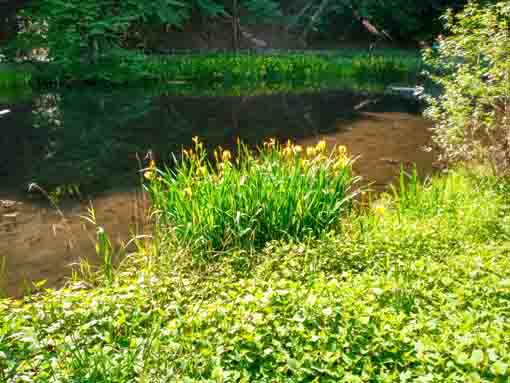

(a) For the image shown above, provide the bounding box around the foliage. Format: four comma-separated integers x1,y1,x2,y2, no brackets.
289,0,468,41
150,52,420,83
424,1,510,175
30,51,421,85
14,0,280,68
2,168,510,381
147,138,357,257
0,66,32,88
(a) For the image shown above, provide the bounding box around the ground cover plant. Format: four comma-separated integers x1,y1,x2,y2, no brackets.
1,138,510,381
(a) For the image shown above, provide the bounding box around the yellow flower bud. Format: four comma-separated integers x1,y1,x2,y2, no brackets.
264,138,276,149
316,140,327,152
197,166,207,176
144,170,155,180
222,150,232,162
183,187,193,198
336,145,347,156
374,205,386,217
294,145,303,154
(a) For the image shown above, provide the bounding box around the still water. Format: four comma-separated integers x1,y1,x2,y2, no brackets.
0,85,435,296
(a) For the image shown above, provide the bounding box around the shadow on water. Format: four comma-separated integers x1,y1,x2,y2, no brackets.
0,84,435,296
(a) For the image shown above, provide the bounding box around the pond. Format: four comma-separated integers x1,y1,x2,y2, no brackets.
0,83,435,296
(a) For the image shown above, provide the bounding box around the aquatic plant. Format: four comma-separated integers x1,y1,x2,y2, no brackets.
31,51,422,86
146,138,358,257
0,68,32,88
146,52,421,85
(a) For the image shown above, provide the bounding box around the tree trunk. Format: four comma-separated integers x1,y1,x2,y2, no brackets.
232,0,240,52
300,0,332,43
0,13,19,46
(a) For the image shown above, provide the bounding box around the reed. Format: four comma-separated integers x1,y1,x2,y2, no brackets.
0,68,32,88
32,51,422,86
146,138,359,259
146,52,421,84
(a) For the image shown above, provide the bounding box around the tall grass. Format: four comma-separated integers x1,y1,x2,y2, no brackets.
146,139,358,258
0,68,32,88
0,257,7,297
147,52,421,84
33,51,422,86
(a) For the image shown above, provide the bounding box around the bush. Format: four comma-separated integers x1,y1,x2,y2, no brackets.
146,139,357,257
424,1,510,175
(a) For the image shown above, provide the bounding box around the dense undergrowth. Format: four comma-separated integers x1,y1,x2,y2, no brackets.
2,51,422,87
1,139,510,382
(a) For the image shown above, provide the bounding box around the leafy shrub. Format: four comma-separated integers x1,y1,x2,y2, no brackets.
146,138,357,256
424,1,510,175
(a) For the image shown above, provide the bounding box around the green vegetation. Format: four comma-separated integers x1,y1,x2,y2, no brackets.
2,161,510,381
424,1,510,175
0,66,32,88
6,0,468,58
149,53,421,83
14,0,280,64
158,76,394,97
22,51,421,86
147,139,356,256
2,2,510,382
292,0,468,41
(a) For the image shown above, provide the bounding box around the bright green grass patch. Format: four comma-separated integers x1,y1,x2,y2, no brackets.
2,169,510,382
147,139,357,258
33,51,422,86
146,53,421,84
0,67,32,88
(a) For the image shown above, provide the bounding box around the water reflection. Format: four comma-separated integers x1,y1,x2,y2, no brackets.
0,86,433,296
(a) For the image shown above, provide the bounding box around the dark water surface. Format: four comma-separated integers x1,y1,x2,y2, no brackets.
0,85,435,296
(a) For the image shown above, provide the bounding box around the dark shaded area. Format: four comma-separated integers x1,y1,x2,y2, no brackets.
0,85,432,297
0,86,422,196
0,0,29,43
